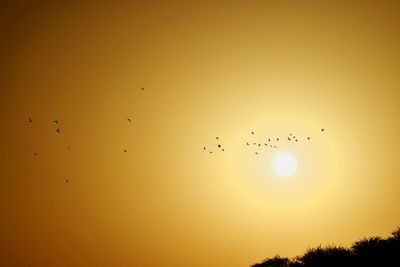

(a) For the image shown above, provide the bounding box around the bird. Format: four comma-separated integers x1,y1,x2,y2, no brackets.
203,146,206,150
33,152,37,156
274,145,277,148
270,145,272,148
217,144,221,148
277,138,279,141
141,87,145,90
268,138,271,142
246,142,249,146
209,151,213,154
53,120,58,124
321,128,325,132
255,152,258,155
264,143,268,146
67,146,71,149
127,118,132,123
56,128,61,134
221,148,225,152
307,137,310,140
28,118,33,123
288,137,291,141
290,133,292,136
258,144,261,146
123,149,127,152
253,142,256,145
251,131,254,135
66,179,69,183
216,137,219,140
295,139,298,142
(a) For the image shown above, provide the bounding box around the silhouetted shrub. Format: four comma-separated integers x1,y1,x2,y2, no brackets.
251,227,400,267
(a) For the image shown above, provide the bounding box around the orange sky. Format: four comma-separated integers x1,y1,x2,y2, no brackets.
1,1,400,266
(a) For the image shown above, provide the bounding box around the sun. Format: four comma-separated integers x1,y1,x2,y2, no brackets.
271,152,298,177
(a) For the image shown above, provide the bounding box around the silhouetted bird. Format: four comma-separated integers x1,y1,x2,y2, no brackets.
127,118,131,123
209,151,213,154
53,120,58,124
264,143,268,146
222,148,225,152
268,138,271,142
253,142,256,145
203,146,206,150
277,138,279,141
67,146,71,149
218,144,221,148
33,152,37,156
56,128,61,134
307,137,310,140
255,152,258,155
246,142,250,146
258,144,261,146
290,133,292,136
251,131,254,135
321,128,325,132
216,137,219,140
123,149,127,152
141,87,144,90
295,139,298,142
270,145,272,148
288,137,291,141
274,145,277,148
28,118,33,123
66,179,69,183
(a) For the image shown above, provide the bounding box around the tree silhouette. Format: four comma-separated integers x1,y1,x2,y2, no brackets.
251,227,400,267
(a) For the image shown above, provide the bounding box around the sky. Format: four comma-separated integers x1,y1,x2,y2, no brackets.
1,1,400,266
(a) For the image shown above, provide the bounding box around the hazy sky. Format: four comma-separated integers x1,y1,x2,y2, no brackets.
1,1,400,266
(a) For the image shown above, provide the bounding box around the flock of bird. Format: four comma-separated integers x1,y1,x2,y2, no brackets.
27,85,326,183
203,129,325,156
27,87,146,183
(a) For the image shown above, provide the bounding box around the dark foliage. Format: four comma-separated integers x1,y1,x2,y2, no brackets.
251,227,400,267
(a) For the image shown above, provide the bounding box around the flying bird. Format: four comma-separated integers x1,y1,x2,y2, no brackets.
217,144,221,148
67,146,71,149
251,131,254,135
127,118,131,123
321,128,325,132
221,148,225,152
274,145,277,148
288,137,291,141
66,179,69,183
307,137,310,140
258,144,261,146
53,120,58,124
141,87,145,90
246,142,249,146
123,149,127,152
255,152,258,155
253,142,256,145
56,128,61,134
277,138,279,141
268,138,271,142
209,151,213,154
33,152,37,156
203,146,206,150
216,137,219,140
28,118,33,123
295,139,298,142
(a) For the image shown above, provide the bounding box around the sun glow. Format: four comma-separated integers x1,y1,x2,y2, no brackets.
272,152,298,177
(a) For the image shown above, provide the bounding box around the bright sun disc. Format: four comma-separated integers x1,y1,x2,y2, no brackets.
272,152,298,177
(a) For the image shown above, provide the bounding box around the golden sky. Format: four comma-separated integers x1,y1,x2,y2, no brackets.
1,1,400,266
